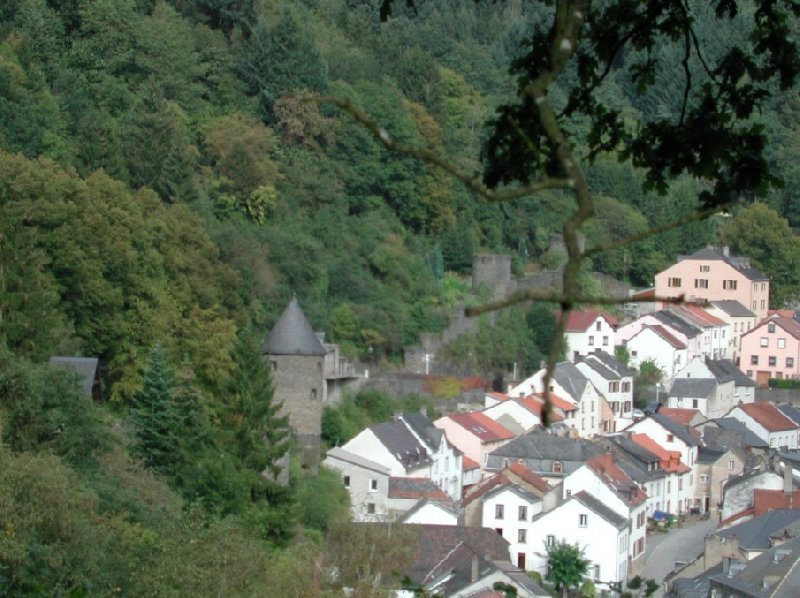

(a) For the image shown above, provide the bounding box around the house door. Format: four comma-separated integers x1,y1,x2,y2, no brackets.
517,552,526,569
756,371,771,387
704,495,710,513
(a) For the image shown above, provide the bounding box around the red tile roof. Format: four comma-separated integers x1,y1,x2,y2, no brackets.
645,325,687,349
586,453,647,506
739,402,798,432
631,434,690,473
463,455,480,470
507,461,551,494
658,407,701,426
449,412,515,443
462,474,511,507
676,304,726,327
753,488,800,516
389,477,451,501
743,316,800,343
532,392,578,412
516,397,565,422
486,392,509,402
563,309,619,332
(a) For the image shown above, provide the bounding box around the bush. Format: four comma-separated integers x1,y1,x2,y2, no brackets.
768,378,800,389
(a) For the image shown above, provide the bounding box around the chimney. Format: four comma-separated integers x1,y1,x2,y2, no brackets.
784,463,793,498
471,555,479,583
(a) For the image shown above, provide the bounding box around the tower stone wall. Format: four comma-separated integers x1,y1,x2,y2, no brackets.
268,354,325,449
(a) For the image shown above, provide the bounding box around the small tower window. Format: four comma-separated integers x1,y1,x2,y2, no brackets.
311,388,317,400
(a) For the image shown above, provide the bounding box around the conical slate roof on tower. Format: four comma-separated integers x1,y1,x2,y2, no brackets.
262,297,326,356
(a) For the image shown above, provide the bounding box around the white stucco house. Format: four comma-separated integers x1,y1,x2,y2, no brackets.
324,447,390,522
563,309,618,360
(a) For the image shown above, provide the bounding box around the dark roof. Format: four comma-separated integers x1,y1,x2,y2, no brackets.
654,310,702,339
705,358,755,387
371,420,432,471
398,499,456,522
262,297,325,356
401,412,445,450
480,482,541,506
717,510,800,550
711,300,757,318
709,535,800,597
651,411,702,446
713,418,770,448
552,362,590,401
585,350,637,377
489,431,605,463
683,246,768,281
777,404,800,427
669,378,717,399
573,491,628,530
405,525,511,591
48,356,98,396
697,447,728,465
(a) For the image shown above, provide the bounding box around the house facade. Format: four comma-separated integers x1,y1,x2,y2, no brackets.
727,402,799,449
740,315,800,386
399,412,463,501
623,324,688,382
324,447,391,522
576,351,636,430
563,309,618,360
434,411,514,467
654,245,770,321
706,300,758,362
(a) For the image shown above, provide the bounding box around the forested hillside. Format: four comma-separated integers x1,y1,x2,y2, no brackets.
1,0,799,594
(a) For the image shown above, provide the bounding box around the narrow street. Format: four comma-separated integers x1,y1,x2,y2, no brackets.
640,516,718,596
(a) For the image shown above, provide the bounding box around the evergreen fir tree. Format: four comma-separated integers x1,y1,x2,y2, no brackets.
131,343,181,474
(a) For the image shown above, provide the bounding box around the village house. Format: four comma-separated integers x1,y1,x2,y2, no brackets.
563,309,619,360
576,351,636,430
526,492,631,589
399,412,464,502
629,433,693,515
510,362,606,437
694,446,746,516
324,447,391,522
482,395,554,434
387,477,455,521
606,434,669,517
623,324,688,381
726,402,800,450
654,245,770,321
434,411,515,468
562,453,649,567
667,357,755,418
739,315,800,386
706,300,758,362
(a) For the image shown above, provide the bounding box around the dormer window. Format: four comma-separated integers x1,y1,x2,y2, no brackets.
596,321,602,331
768,323,776,334
552,461,563,473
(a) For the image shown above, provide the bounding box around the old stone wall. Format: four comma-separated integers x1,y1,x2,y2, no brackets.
268,354,325,449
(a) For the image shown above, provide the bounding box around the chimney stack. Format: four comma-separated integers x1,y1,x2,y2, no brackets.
471,555,479,583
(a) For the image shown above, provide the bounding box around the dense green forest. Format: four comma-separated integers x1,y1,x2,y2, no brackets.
1,0,799,594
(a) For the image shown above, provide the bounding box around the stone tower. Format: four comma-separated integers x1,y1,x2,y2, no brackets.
262,297,326,451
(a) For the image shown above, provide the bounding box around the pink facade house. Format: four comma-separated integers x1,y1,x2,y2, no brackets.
654,246,770,321
434,411,515,467
563,309,618,360
739,315,800,386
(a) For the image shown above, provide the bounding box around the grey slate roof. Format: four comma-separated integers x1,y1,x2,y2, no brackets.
573,491,628,530
714,418,770,448
716,510,800,551
371,420,432,471
708,535,800,597
49,356,98,396
325,447,391,475
669,378,717,399
481,481,541,505
552,362,590,401
651,411,702,446
711,300,756,318
401,411,445,451
705,358,755,387
654,310,702,339
489,431,605,463
262,297,326,356
697,447,728,465
579,351,637,378
777,404,800,427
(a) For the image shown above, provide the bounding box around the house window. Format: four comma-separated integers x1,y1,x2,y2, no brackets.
768,323,776,333
609,381,620,392
603,336,609,346
579,514,588,527
546,535,555,547
679,477,683,491
729,460,735,470
622,381,631,392
594,564,601,580
367,503,375,514
667,434,674,442
668,277,682,288
518,529,527,543
700,265,710,272
566,489,572,498
692,399,698,409
761,337,769,347
596,321,602,331
769,356,777,366
779,339,787,349
700,474,709,484
495,504,505,520
694,279,709,288
722,280,737,290
519,506,527,521
788,358,795,368
552,461,563,474
343,476,351,488
370,479,378,491
588,336,594,346
751,355,759,365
